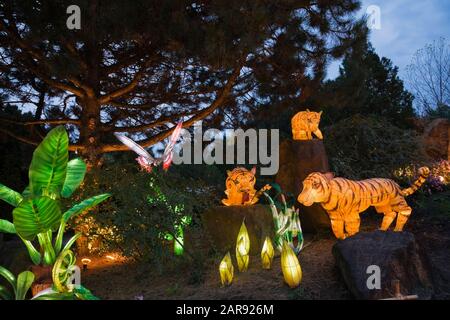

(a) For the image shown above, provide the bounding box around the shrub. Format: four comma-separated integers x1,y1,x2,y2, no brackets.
76,163,217,268
323,115,427,180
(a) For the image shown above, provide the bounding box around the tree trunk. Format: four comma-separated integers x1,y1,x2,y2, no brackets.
79,96,103,168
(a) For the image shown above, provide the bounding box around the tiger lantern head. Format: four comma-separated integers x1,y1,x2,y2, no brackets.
291,109,324,140
222,167,271,206
297,172,334,206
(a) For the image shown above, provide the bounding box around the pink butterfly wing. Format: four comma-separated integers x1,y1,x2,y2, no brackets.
162,121,183,170
114,133,155,162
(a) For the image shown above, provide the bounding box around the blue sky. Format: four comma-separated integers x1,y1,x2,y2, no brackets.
327,0,450,82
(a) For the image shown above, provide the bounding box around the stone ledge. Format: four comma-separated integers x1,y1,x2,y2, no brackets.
201,204,274,256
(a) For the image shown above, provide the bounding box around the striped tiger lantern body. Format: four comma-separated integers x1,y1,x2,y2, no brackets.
297,167,430,239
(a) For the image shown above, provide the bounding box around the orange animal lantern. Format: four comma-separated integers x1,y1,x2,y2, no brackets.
297,167,430,239
291,109,323,140
222,167,271,206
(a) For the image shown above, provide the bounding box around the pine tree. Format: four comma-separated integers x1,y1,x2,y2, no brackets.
1,0,366,165
318,42,415,128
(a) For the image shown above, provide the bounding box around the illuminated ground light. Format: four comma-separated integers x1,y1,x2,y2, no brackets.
81,258,92,271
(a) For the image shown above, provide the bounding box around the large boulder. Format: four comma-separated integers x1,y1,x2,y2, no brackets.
276,139,331,232
201,204,274,255
421,118,450,160
332,231,433,299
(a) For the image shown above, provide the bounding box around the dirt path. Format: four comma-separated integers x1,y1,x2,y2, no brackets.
81,235,350,300
79,211,450,300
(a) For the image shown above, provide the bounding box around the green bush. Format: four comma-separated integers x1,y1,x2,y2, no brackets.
76,163,217,267
323,115,428,180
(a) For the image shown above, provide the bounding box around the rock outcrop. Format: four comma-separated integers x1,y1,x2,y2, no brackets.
332,231,433,299
421,118,450,160
276,139,331,232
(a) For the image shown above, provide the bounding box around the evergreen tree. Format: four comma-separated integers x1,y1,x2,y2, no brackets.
318,42,415,128
1,0,366,165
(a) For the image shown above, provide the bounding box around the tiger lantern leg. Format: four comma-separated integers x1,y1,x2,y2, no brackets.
393,200,412,231
344,217,360,237
313,129,323,140
375,205,397,231
394,210,411,231
330,218,346,240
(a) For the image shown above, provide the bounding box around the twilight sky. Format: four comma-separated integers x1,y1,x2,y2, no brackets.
327,0,450,82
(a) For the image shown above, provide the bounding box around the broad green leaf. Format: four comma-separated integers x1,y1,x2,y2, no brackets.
0,266,16,293
61,158,87,198
0,183,22,207
37,231,56,266
74,285,100,300
63,193,111,222
29,126,68,197
22,186,31,199
0,285,13,300
54,221,66,256
61,233,81,253
15,271,34,300
20,237,42,265
0,219,16,234
32,291,75,300
13,196,61,241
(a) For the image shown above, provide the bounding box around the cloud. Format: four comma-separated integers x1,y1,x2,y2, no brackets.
327,0,450,82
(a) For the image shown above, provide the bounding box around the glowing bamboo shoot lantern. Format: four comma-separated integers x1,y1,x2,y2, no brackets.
281,241,302,288
219,252,234,286
261,236,274,269
173,225,184,256
235,221,250,272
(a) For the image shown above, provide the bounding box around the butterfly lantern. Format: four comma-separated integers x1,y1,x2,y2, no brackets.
114,122,183,172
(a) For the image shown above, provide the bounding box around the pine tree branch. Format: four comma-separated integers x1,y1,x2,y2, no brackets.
0,117,81,126
0,17,85,97
0,127,83,151
101,60,245,152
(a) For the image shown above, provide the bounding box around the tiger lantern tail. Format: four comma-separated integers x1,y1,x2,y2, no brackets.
401,167,430,197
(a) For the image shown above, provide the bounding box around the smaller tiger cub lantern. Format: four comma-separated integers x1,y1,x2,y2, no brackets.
219,252,234,286
291,109,323,140
236,221,250,272
222,167,271,206
261,236,274,270
281,241,302,288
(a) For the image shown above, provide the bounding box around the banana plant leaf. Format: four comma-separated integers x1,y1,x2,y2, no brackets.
15,271,34,300
29,126,68,198
0,219,16,234
20,236,42,265
13,196,61,241
61,158,87,198
31,287,76,300
74,285,100,300
0,285,13,300
0,183,23,207
0,266,16,292
21,186,31,199
63,193,112,223
61,233,81,253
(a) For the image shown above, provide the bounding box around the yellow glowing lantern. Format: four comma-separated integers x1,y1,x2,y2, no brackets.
261,236,274,269
235,221,250,272
219,252,234,286
281,241,302,288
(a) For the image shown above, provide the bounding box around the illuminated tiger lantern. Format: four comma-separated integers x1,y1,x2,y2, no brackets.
291,109,323,140
222,167,271,206
297,167,430,239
